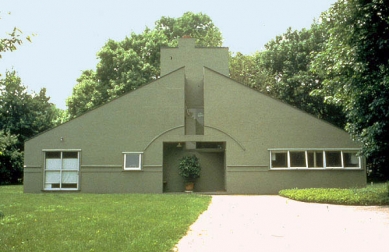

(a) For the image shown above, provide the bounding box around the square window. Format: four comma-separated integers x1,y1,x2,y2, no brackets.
44,150,80,190
124,153,142,170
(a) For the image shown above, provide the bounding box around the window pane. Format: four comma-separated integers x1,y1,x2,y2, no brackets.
271,152,287,168
326,151,342,167
61,183,77,188
63,152,78,159
46,152,61,159
343,152,359,167
46,159,61,170
63,159,78,170
290,152,306,167
307,151,323,168
125,153,141,169
62,171,78,183
45,171,60,183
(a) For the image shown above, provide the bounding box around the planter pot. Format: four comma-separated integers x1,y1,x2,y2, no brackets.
185,182,194,192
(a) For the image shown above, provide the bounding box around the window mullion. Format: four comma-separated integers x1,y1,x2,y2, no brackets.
323,151,327,169
287,151,291,168
60,152,63,189
314,151,317,167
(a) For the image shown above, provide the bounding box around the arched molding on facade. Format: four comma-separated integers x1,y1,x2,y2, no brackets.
144,125,246,151
143,125,184,151
205,125,246,151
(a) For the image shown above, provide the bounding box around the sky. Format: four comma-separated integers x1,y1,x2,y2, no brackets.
0,0,337,109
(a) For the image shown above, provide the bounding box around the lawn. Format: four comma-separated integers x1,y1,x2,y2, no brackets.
0,186,211,252
279,182,389,205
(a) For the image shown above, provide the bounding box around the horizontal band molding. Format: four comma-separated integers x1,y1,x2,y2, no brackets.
24,165,41,168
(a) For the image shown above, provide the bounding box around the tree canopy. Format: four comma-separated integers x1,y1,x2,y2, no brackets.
311,0,389,178
0,71,58,184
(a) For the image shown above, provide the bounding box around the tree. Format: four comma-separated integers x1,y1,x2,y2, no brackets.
155,12,223,47
312,0,389,179
66,70,103,117
0,14,54,184
229,52,269,90
67,12,223,118
0,71,57,144
0,71,58,184
0,130,22,184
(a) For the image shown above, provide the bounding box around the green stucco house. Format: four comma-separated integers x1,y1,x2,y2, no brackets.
23,38,366,194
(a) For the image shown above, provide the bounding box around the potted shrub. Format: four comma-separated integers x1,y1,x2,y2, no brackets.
178,155,201,192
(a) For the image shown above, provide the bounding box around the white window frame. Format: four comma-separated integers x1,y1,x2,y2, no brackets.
123,152,143,171
43,149,81,191
269,149,361,170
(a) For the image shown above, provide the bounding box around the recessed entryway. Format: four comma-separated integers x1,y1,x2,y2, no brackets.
163,142,225,192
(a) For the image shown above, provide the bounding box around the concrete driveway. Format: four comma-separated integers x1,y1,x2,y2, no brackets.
174,195,389,252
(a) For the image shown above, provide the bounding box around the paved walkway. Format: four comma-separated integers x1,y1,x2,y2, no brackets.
174,195,389,252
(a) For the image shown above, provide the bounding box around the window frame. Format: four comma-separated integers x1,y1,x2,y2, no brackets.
43,149,81,191
123,152,143,171
269,149,361,170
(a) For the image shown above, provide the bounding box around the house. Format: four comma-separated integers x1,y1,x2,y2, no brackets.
23,38,366,194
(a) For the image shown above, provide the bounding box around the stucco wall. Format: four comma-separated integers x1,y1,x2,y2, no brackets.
203,68,366,194
227,169,365,194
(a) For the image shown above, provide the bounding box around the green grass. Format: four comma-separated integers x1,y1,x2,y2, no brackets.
279,183,389,206
0,186,211,251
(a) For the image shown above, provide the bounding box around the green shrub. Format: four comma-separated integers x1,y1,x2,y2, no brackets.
178,155,201,181
279,183,389,205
